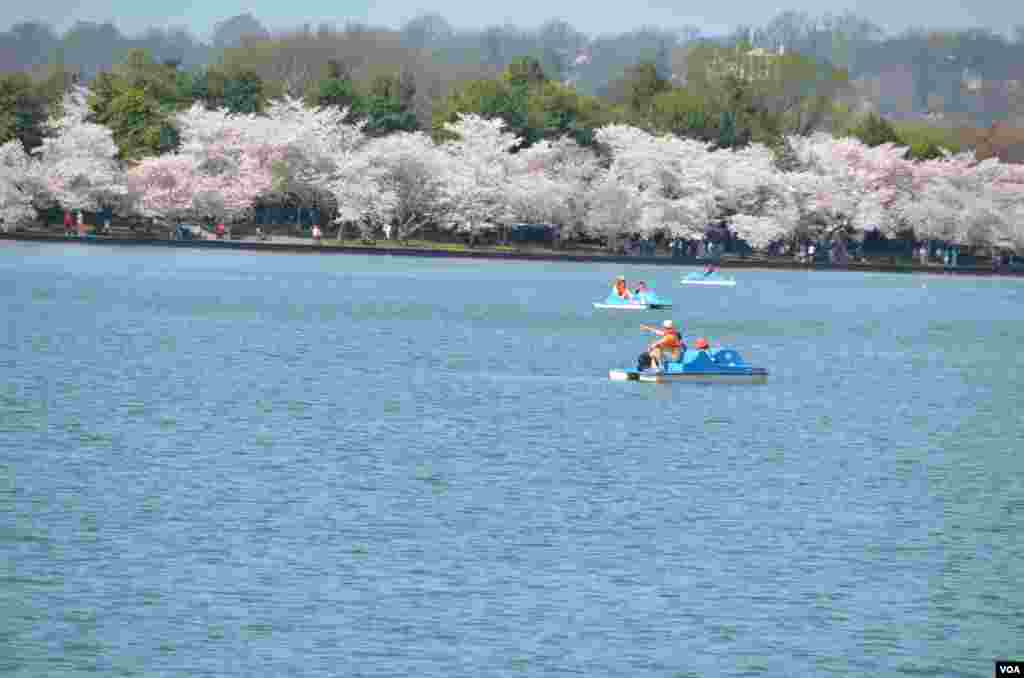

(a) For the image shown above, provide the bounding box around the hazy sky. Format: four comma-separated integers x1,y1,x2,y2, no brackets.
2,0,1018,39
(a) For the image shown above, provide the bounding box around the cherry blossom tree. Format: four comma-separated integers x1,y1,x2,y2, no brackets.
729,214,793,249
322,152,388,238
593,125,717,241
987,161,1024,250
889,151,1015,248
50,92,1024,255
584,175,643,247
439,115,520,236
322,131,452,241
785,133,910,239
508,137,605,242
1000,205,1024,252
133,144,278,225
128,107,282,225
709,143,801,247
32,87,126,214
0,140,37,230
126,154,201,224
174,98,367,213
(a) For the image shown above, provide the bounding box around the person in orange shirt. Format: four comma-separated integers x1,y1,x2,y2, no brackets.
641,320,684,370
613,275,633,301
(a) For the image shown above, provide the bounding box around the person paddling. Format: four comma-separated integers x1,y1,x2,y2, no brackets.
613,275,633,301
641,320,684,371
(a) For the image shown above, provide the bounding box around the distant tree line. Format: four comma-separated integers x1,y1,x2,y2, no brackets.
1,11,1023,162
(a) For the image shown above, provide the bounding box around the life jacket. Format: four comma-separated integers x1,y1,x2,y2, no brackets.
614,281,628,297
659,329,682,349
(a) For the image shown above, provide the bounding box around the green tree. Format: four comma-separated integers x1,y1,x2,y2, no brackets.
223,68,264,113
717,110,738,148
647,85,718,142
625,61,670,116
190,68,228,109
905,141,947,160
0,73,50,151
360,71,418,136
527,80,612,146
432,76,530,145
433,60,615,149
681,43,847,146
773,136,803,172
88,50,186,159
308,60,362,115
504,56,548,88
104,87,179,158
849,112,902,146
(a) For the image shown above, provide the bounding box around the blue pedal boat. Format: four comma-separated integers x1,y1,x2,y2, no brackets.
609,347,768,383
680,271,736,287
593,290,673,310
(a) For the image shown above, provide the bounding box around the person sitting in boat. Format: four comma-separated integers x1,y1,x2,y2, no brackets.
642,320,684,370
613,275,633,301
633,281,649,301
703,264,717,277
695,337,711,352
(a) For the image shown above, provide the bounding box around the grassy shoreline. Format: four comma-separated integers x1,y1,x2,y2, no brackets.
3,230,1020,278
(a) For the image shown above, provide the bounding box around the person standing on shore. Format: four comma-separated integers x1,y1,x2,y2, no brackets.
63,211,73,237
312,225,322,245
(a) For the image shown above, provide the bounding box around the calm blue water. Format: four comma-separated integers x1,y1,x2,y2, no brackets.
2,241,1022,677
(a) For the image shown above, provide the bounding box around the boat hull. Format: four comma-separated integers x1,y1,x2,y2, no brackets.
593,302,672,310
680,278,736,287
609,368,768,384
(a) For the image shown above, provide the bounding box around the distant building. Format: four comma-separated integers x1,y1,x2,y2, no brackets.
705,44,786,82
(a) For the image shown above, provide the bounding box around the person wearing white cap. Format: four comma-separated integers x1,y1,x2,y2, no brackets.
639,319,684,371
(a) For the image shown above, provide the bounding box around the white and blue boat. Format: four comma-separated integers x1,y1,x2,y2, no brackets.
681,270,736,287
609,347,768,383
593,290,673,310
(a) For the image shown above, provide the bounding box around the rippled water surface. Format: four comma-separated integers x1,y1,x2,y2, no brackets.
2,242,1022,677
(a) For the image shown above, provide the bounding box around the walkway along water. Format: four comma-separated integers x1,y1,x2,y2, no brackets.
2,231,1021,277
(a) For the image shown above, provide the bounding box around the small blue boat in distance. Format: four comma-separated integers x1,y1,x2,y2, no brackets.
610,347,768,383
681,270,736,287
593,289,673,310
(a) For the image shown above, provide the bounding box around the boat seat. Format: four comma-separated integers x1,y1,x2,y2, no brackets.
664,360,685,373
713,349,745,366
